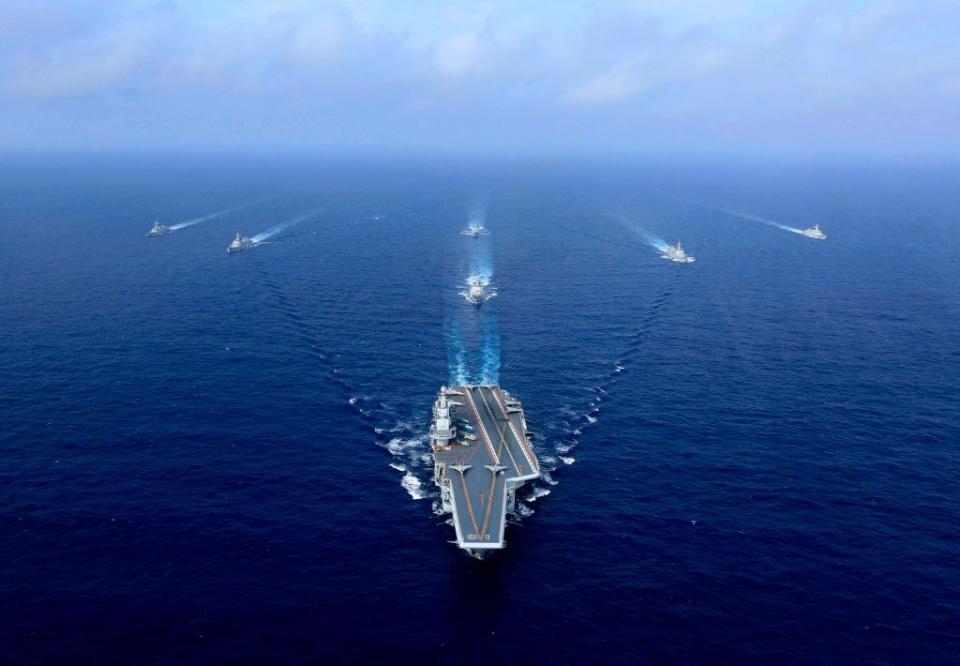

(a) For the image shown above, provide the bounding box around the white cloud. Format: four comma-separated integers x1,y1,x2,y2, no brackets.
565,66,647,105
7,20,161,98
0,0,958,155
940,79,960,95
435,32,480,77
289,5,354,63
686,49,726,77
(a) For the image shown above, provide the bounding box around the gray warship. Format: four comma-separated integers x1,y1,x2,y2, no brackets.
227,233,257,253
147,221,172,237
430,385,539,557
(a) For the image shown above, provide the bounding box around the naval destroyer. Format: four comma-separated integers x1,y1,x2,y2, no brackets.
430,385,539,557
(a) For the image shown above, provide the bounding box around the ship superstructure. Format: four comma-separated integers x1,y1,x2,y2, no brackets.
431,385,539,557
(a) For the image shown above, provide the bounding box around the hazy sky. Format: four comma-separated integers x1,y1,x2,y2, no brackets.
2,0,958,157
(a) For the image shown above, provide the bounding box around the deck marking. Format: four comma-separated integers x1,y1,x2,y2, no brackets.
481,471,498,538
480,420,510,537
491,389,537,472
465,388,500,465
456,468,482,538
478,387,523,476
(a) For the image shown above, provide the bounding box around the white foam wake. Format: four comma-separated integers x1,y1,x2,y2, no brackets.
615,216,672,253
479,314,500,385
724,210,803,234
250,209,319,242
445,321,469,386
401,472,427,500
526,486,551,502
377,414,434,502
170,205,241,230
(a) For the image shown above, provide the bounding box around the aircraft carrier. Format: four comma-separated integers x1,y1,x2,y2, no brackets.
430,385,539,557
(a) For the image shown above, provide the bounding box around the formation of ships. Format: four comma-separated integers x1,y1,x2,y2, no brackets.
148,222,260,252
150,216,827,261
427,220,537,557
148,212,827,557
656,224,824,264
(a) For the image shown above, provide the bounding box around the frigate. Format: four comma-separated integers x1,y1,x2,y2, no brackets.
460,275,496,306
430,385,539,557
461,221,489,237
227,233,257,253
800,224,827,240
147,221,172,237
661,241,695,263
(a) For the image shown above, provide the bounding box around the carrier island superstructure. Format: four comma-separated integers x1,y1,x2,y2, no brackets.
430,385,539,557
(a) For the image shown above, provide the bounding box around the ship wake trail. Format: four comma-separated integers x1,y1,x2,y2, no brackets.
348,392,437,503
170,204,243,230
445,321,469,387
251,209,319,242
532,225,680,500
470,249,494,283
254,259,427,498
616,215,671,253
381,415,433,502
478,314,500,384
553,220,622,246
724,209,804,234
469,200,487,228
250,258,401,485
611,266,679,388
347,389,435,502
638,230,671,254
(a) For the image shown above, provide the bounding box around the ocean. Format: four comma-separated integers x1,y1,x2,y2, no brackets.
2,156,959,663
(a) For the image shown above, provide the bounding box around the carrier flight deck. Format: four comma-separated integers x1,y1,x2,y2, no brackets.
430,385,539,557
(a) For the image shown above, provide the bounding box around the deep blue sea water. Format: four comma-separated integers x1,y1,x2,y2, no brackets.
2,156,959,663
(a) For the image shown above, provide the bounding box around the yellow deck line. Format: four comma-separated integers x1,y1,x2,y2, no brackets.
457,470,482,538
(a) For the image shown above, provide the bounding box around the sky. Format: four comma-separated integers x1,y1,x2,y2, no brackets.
1,0,958,158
